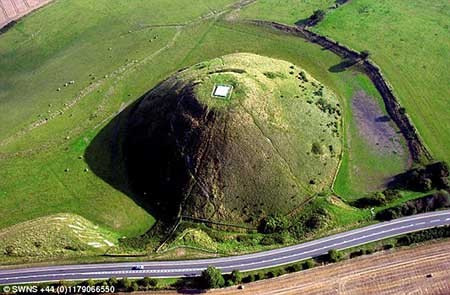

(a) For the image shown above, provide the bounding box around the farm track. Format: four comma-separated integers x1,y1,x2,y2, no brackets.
153,240,450,295
250,20,433,164
0,0,52,30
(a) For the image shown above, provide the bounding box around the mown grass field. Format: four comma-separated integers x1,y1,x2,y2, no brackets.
314,0,450,164
239,0,334,24
0,0,423,262
0,0,238,238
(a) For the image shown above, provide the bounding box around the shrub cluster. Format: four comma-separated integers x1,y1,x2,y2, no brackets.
316,98,338,115
352,189,401,208
259,208,330,240
376,190,450,221
397,226,450,246
389,162,449,192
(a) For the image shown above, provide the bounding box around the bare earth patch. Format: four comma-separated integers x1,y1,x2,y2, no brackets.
352,90,406,157
0,0,52,29
151,240,450,295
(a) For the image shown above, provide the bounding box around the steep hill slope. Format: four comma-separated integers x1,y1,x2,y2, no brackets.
126,53,342,225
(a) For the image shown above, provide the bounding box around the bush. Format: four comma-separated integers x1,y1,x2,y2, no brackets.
254,272,265,281
82,279,95,287
310,9,326,23
376,190,450,221
226,280,234,287
311,142,323,155
259,214,289,234
397,226,450,246
141,277,157,288
350,249,364,258
328,249,342,262
121,277,132,289
286,263,302,272
360,50,371,59
131,282,139,292
108,277,118,287
383,243,394,250
389,162,449,192
231,270,243,284
299,71,308,82
353,192,386,208
201,266,225,289
383,189,401,202
263,72,284,79
303,259,315,269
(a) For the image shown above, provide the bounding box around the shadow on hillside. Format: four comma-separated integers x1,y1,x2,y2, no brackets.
84,95,164,225
328,58,358,73
294,18,310,27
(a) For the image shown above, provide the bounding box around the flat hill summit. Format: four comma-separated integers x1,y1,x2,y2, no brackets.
126,53,342,225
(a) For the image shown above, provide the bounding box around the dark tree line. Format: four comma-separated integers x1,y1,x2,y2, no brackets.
389,161,449,192
376,190,450,221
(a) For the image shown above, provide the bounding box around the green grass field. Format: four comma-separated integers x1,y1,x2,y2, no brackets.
239,0,334,24
314,0,450,164
0,0,436,263
0,213,119,264
238,1,410,197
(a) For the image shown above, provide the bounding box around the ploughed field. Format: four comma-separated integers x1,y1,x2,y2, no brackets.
0,0,51,28
157,240,450,295
0,0,445,263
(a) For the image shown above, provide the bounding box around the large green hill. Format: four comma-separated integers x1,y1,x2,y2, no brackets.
126,53,342,225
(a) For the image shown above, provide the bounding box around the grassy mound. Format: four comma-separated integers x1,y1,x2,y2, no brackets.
126,53,342,225
0,213,118,262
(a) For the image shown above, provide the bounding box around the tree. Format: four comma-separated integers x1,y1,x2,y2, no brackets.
201,266,225,289
82,279,95,287
141,277,158,288
131,282,139,292
328,249,342,262
311,142,324,155
303,259,315,269
57,280,69,288
259,214,289,233
311,9,326,23
231,270,243,284
108,277,118,287
121,277,132,289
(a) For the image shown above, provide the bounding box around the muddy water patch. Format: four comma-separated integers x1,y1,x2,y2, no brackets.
352,90,406,156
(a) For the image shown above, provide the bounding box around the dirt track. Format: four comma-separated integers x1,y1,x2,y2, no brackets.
152,240,450,295
0,0,52,29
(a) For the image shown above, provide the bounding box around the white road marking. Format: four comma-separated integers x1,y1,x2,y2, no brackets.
1,211,450,283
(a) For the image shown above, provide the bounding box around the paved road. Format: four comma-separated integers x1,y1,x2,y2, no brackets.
1,210,450,285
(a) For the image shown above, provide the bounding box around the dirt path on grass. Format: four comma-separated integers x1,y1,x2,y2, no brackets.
0,0,52,30
151,240,450,295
